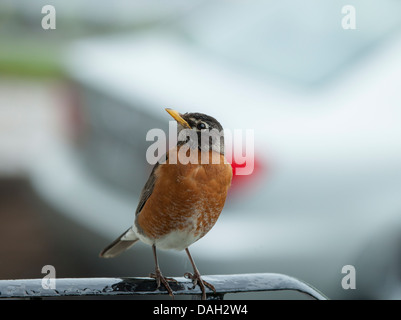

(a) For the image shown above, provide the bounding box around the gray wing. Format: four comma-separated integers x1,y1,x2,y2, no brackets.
135,161,160,216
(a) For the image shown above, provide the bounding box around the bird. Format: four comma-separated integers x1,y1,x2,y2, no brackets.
99,108,233,300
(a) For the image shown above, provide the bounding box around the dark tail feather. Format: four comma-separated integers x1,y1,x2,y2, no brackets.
99,228,139,258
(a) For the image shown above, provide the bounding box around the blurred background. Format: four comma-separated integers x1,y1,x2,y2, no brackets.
1,0,401,299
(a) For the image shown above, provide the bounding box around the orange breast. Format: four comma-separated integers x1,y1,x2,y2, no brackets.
136,148,232,241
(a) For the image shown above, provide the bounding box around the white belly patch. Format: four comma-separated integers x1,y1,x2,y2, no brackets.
132,215,202,251
154,229,201,251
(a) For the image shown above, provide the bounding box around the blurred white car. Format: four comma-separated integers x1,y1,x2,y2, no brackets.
31,1,401,299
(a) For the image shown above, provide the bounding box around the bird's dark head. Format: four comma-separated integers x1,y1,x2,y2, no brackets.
165,108,225,154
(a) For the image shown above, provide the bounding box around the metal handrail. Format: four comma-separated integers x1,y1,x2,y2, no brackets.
0,273,328,300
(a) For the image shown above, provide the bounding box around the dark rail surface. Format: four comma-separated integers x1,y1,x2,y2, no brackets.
0,273,328,300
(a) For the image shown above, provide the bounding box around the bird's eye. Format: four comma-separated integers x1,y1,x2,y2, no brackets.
197,122,207,130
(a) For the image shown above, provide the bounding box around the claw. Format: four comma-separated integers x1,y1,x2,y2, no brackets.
149,268,176,298
184,270,216,300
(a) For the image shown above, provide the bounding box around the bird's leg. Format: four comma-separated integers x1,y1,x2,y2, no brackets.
149,244,176,298
184,247,216,300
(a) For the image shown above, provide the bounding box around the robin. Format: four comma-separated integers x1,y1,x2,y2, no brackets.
100,108,232,300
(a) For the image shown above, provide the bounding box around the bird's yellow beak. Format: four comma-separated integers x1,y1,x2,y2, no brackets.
165,108,191,128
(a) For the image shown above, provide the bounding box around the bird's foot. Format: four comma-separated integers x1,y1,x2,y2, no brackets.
149,268,177,298
184,270,216,300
